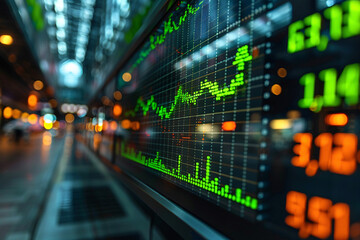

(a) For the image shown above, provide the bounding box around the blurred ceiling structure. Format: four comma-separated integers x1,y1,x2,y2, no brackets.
5,0,154,106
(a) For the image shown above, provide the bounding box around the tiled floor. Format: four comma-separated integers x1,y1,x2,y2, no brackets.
34,134,151,240
0,132,64,240
0,131,152,240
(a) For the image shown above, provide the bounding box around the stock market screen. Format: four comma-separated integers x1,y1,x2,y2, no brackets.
112,0,360,239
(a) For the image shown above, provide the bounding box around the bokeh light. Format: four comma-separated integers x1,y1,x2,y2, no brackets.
131,121,140,131
21,112,29,122
121,119,131,129
277,67,287,78
113,91,122,100
222,121,236,131
28,94,38,108
113,104,122,117
110,121,118,131
44,121,53,130
0,35,13,45
12,109,21,119
122,72,132,82
3,107,12,119
28,114,38,125
271,84,282,95
65,113,75,123
33,80,44,90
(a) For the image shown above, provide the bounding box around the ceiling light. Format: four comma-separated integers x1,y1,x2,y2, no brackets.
83,8,93,20
56,29,66,40
46,12,56,24
79,22,90,34
82,0,96,6
56,14,66,28
0,35,13,45
58,41,67,54
54,0,65,12
47,27,56,36
59,59,83,76
77,35,88,44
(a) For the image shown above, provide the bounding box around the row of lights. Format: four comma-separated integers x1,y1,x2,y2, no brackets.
2,107,32,121
44,0,96,61
270,112,348,130
85,119,141,133
2,105,77,129
2,106,58,130
60,103,88,117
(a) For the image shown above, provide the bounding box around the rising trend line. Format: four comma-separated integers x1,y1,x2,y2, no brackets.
125,45,253,119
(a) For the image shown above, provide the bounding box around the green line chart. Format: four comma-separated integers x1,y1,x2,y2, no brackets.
121,142,258,210
125,45,253,119
129,1,204,72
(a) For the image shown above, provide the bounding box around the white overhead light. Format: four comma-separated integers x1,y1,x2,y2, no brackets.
83,8,94,20
79,22,90,35
77,35,88,45
76,56,85,62
76,48,86,59
46,12,56,24
105,26,113,38
58,41,67,54
47,27,56,36
44,0,53,6
60,59,82,76
54,0,65,12
56,29,66,40
82,0,96,6
50,42,57,50
59,60,83,87
56,14,66,28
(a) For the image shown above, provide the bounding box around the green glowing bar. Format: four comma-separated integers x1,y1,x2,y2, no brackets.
337,63,360,105
236,189,242,203
120,142,258,210
319,68,340,107
195,163,199,179
324,5,343,40
245,196,251,207
304,13,322,49
251,199,258,210
225,185,229,193
342,1,360,38
205,156,210,182
288,20,305,53
298,73,316,108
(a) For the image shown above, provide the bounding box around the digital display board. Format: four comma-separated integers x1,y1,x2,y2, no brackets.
103,0,360,238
